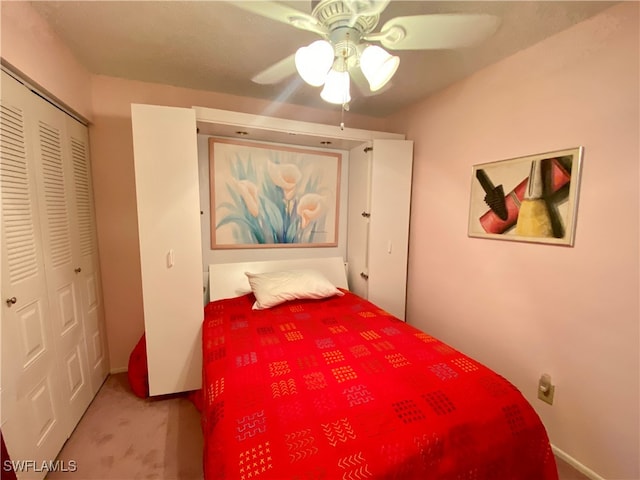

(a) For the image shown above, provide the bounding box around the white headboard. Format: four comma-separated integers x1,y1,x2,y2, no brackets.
208,257,349,302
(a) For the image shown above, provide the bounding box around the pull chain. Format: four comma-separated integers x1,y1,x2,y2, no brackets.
340,33,350,130
340,102,350,130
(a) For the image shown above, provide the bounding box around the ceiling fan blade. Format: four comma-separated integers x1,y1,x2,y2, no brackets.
344,0,390,28
371,14,500,50
252,54,297,85
225,0,328,36
344,0,390,17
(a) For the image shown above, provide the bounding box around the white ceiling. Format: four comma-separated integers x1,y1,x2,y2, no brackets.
30,0,617,118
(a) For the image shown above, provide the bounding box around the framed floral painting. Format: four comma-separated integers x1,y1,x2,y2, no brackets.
209,138,341,249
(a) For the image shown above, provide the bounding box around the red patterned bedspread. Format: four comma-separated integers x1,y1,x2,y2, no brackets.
202,290,557,480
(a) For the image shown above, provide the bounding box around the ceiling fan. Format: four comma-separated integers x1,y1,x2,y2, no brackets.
228,0,500,105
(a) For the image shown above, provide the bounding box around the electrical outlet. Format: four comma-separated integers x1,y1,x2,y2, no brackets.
538,373,555,405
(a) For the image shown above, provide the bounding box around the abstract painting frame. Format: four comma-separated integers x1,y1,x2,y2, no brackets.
467,147,584,246
209,137,341,249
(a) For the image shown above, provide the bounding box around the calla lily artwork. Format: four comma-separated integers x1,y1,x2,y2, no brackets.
209,138,341,248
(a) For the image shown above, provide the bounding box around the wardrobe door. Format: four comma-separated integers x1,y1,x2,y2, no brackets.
347,139,413,320
346,142,372,298
31,86,93,433
65,116,109,394
1,71,68,480
131,104,203,396
367,139,413,320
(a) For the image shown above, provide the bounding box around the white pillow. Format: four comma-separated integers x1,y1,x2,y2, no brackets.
245,269,344,310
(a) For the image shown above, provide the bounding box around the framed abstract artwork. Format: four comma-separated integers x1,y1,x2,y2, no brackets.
209,138,341,249
468,147,584,246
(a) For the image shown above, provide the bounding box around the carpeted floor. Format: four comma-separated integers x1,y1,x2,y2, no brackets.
49,373,589,480
48,373,203,480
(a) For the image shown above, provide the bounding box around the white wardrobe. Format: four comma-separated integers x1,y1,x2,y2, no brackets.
0,70,108,479
130,104,412,396
131,104,203,397
347,140,413,320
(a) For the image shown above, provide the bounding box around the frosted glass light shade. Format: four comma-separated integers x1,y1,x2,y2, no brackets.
320,69,351,104
295,40,334,87
360,45,400,92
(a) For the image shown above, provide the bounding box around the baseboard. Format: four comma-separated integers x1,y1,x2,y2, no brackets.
552,444,605,480
109,367,128,374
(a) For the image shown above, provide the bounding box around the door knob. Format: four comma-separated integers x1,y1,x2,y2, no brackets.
6,297,17,307
74,267,82,273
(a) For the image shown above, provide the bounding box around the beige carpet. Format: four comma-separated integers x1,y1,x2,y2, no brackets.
48,373,588,480
48,373,203,480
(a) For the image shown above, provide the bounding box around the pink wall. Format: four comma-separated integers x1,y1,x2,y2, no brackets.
389,3,639,478
0,2,92,120
89,76,388,372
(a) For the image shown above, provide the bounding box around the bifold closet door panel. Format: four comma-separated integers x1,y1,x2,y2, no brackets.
1,70,69,479
29,81,94,433
64,115,109,394
131,104,203,396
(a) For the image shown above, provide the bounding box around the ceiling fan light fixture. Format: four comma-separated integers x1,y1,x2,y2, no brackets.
360,44,399,92
295,40,334,86
320,68,351,104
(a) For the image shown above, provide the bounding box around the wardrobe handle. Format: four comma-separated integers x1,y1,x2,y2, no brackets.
360,272,369,280
361,211,370,218
74,267,82,273
6,297,17,307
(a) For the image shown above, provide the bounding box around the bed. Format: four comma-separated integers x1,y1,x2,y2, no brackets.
201,257,558,480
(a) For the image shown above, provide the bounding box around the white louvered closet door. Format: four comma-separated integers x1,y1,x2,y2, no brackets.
65,117,108,394
1,70,107,479
31,97,93,431
1,71,69,479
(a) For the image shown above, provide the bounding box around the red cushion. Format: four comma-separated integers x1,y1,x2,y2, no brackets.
127,334,149,398
1,429,17,480
188,389,203,412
